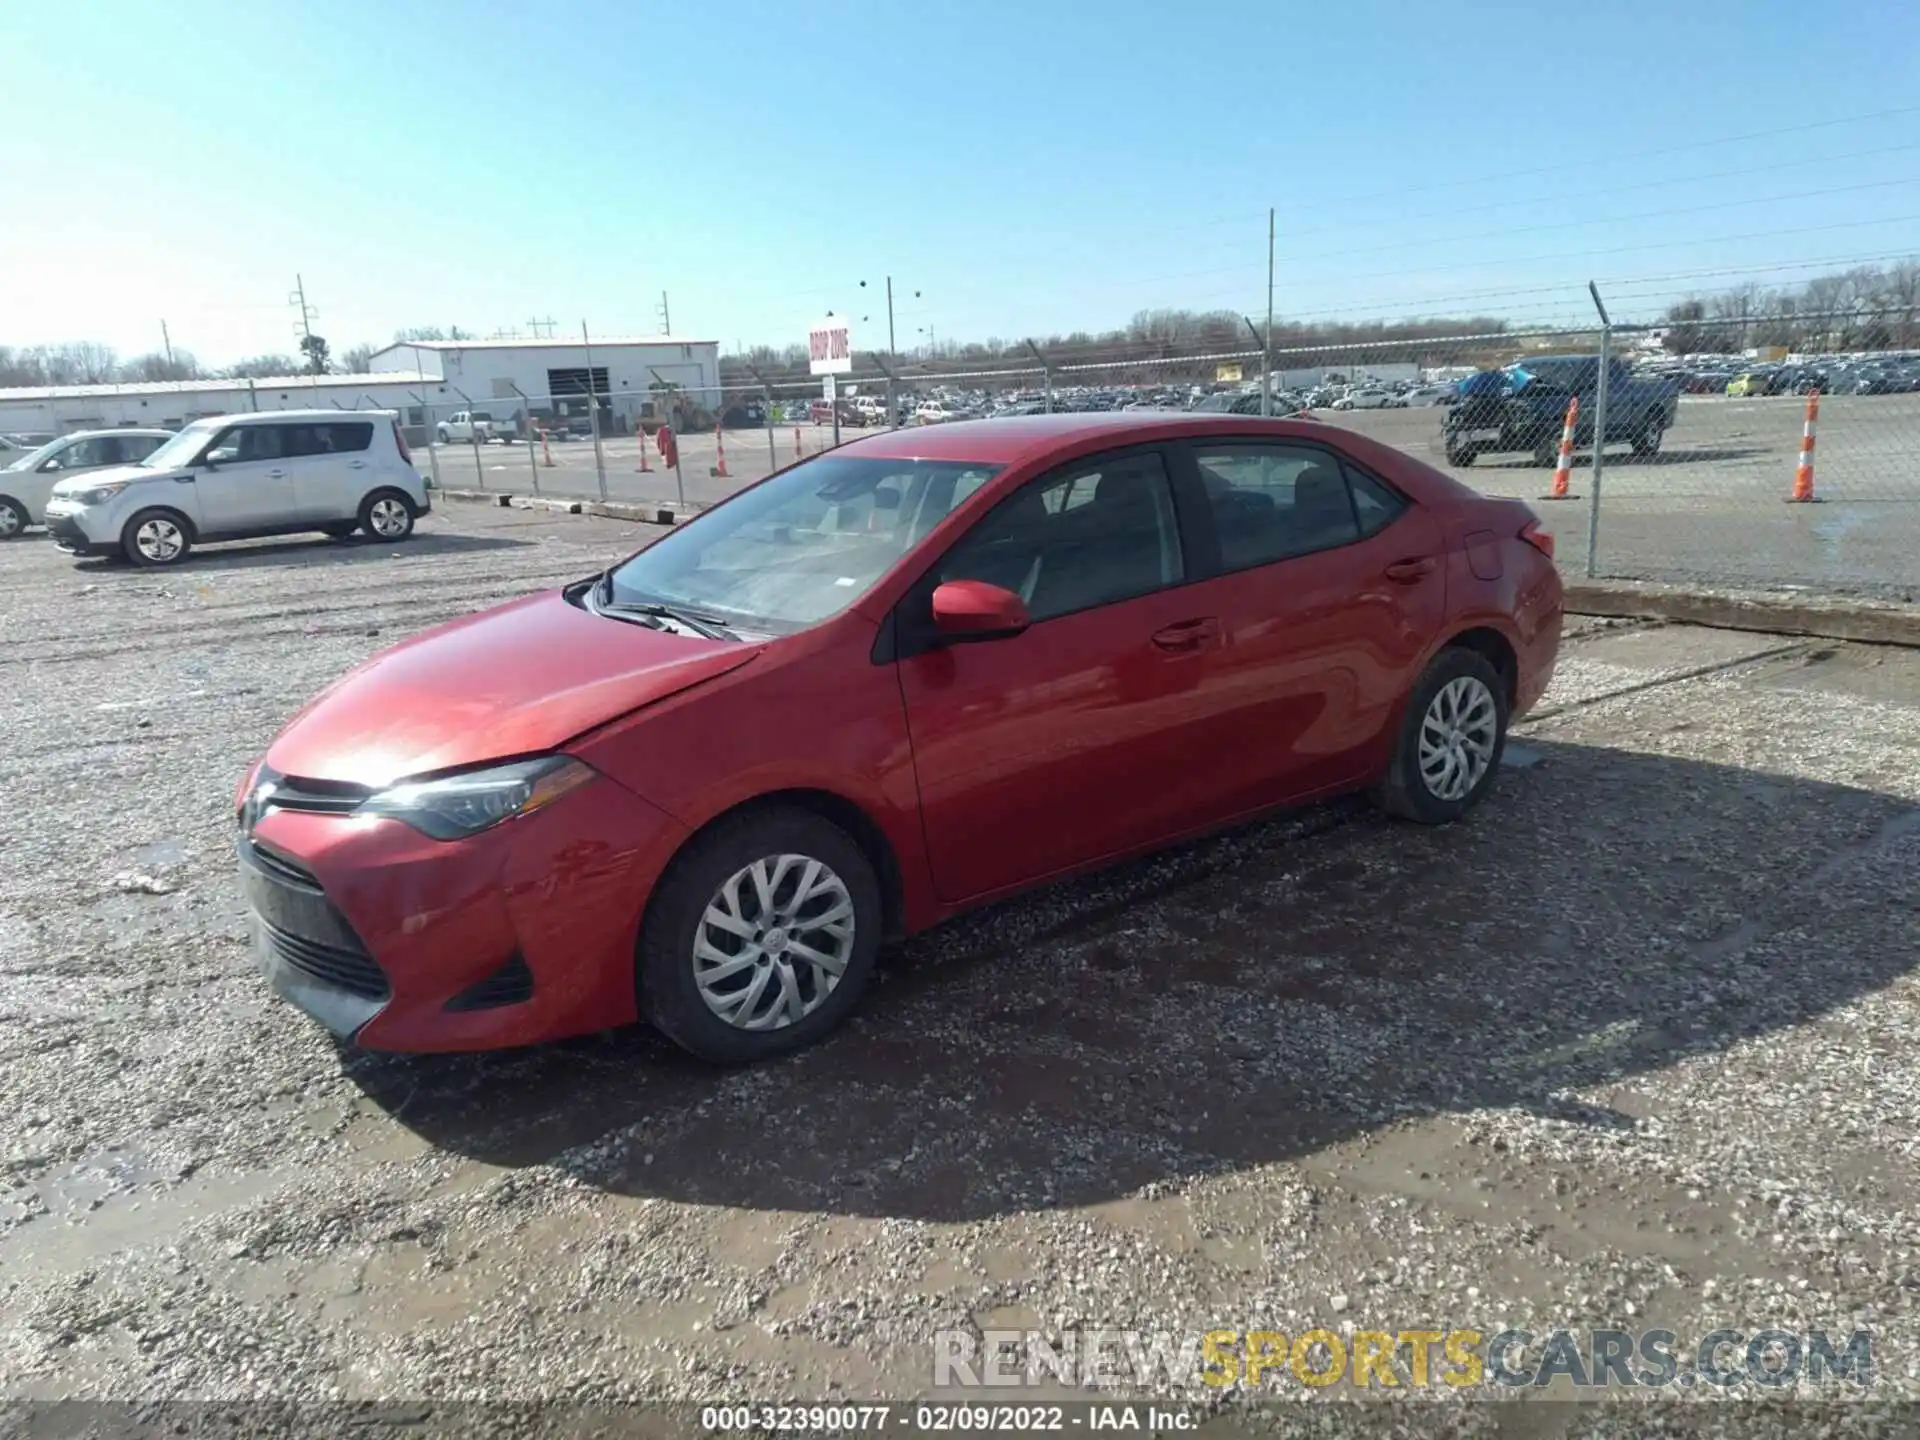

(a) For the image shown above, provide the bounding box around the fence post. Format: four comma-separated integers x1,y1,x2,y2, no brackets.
1585,282,1612,580
764,385,776,469
582,321,608,501
1242,316,1268,416
1025,340,1051,413
413,394,442,491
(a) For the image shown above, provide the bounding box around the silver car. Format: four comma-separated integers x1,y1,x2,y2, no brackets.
41,410,430,567
0,429,174,538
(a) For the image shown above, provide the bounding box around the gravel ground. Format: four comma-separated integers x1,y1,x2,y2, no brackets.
2,503,1918,1433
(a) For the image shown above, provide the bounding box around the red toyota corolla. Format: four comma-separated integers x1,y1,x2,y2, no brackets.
236,413,1561,1062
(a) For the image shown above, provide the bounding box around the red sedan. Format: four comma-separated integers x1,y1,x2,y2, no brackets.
237,413,1562,1062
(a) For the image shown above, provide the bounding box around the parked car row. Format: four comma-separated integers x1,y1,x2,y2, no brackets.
0,411,429,565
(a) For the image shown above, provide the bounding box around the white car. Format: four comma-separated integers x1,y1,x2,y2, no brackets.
41,410,429,567
0,429,174,538
915,403,955,425
1332,389,1397,410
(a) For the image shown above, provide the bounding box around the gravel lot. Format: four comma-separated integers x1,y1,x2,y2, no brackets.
3,503,1918,1428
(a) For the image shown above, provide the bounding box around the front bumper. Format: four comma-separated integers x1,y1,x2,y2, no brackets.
43,507,114,555
239,770,690,1051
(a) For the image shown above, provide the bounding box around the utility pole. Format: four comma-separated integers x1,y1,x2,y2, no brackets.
160,320,175,373
290,274,320,390
526,316,557,339
658,291,672,335
1264,207,1275,417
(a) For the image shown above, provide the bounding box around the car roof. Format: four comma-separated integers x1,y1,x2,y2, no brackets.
58,427,176,439
833,411,1363,466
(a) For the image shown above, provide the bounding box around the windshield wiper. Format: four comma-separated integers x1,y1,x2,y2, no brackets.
604,600,734,639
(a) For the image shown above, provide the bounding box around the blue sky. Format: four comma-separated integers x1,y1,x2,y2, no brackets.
5,0,1918,365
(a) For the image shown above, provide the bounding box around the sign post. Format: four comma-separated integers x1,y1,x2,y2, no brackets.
809,317,853,450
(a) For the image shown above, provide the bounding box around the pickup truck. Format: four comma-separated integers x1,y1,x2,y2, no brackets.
1443,356,1679,466
435,410,516,445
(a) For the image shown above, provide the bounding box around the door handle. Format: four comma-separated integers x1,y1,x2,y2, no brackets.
1385,557,1436,584
266,468,287,478
349,460,368,469
1151,618,1220,652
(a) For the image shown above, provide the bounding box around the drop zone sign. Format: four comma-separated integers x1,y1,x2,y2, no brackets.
809,319,853,375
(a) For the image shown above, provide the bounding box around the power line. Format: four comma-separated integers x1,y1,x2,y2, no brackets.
1279,176,1920,268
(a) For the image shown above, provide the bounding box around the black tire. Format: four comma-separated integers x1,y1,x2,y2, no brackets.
357,489,416,543
120,508,194,567
0,496,27,540
1443,440,1476,467
1530,430,1557,466
636,807,883,1064
1632,414,1666,459
322,522,359,539
435,426,450,444
1371,647,1510,825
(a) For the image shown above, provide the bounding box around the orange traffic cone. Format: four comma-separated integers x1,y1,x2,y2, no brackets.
1541,396,1579,500
539,427,555,468
1788,391,1820,503
794,426,804,460
712,423,730,478
636,418,652,472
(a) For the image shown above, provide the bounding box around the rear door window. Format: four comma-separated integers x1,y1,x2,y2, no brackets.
1190,442,1366,569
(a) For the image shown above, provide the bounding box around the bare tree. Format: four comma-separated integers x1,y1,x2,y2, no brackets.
336,342,376,374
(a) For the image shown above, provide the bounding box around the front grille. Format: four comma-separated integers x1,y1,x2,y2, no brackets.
264,775,371,816
262,920,389,1000
445,954,535,1012
245,839,321,892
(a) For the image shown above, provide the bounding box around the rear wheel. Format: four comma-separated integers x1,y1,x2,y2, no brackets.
121,509,193,567
1443,438,1476,467
1632,414,1666,459
358,489,415,542
1372,648,1509,824
0,497,27,539
636,807,882,1063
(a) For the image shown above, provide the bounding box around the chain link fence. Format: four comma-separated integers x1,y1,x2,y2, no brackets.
369,315,1920,597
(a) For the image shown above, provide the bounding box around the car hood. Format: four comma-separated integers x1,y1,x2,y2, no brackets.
265,588,759,788
49,462,170,496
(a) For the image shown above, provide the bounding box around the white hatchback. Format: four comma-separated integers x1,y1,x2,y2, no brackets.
0,429,174,538
41,410,430,567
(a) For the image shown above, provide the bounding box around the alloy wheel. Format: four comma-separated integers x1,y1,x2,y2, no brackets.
369,498,410,537
1417,675,1498,802
692,853,855,1031
0,506,21,538
135,517,185,563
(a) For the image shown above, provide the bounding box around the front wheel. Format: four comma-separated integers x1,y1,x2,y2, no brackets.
636,807,882,1063
1632,415,1666,458
358,490,416,542
0,497,27,539
435,427,450,444
1372,648,1509,824
121,509,193,567
1443,437,1476,467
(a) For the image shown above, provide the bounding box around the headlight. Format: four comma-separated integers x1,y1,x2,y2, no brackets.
68,480,136,506
360,756,596,840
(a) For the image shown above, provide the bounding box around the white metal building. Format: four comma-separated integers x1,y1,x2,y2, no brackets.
368,337,722,432
0,370,445,439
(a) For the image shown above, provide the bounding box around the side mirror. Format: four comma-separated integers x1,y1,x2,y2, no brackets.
932,580,1030,643
39,459,62,473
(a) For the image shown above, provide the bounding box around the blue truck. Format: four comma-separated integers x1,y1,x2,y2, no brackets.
1443,356,1680,466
